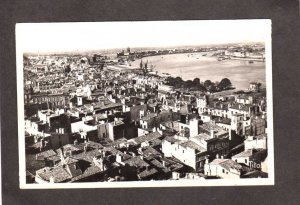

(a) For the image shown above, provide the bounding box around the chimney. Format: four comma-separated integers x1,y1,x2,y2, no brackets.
74,139,78,145
84,143,89,153
138,147,143,154
60,148,65,165
205,158,209,164
49,176,55,183
221,155,224,159
116,154,123,163
162,160,166,167
216,154,219,159
210,130,215,138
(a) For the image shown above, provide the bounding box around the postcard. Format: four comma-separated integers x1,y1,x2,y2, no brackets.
16,20,273,188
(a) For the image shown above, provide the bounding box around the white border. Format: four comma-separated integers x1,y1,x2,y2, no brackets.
16,20,274,189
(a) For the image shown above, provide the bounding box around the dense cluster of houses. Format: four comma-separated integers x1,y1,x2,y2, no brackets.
24,52,268,184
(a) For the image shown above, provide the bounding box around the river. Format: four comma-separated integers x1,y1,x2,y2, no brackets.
131,52,266,90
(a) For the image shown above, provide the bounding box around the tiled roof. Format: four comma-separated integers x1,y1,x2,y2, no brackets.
72,149,102,163
232,150,253,158
180,141,206,152
199,122,228,137
36,149,57,160
192,133,212,142
251,149,267,162
141,147,162,157
93,102,122,110
66,163,83,177
70,165,103,182
230,103,250,112
164,136,181,143
140,113,157,121
37,166,71,183
210,159,243,171
216,118,231,125
138,168,158,179
61,144,81,152
123,156,149,168
130,132,162,145
242,170,268,178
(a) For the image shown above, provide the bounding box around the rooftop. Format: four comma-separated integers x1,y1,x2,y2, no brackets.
180,140,206,152
210,159,243,171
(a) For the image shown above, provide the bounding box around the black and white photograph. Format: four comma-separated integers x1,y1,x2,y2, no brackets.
16,20,273,188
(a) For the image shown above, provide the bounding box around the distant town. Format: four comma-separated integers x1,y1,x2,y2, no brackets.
23,43,268,184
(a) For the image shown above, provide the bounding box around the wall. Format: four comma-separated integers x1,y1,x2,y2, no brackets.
204,163,241,179
171,143,196,170
244,136,267,150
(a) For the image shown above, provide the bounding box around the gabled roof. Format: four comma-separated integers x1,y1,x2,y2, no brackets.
36,166,72,183
180,140,206,152
210,159,243,171
232,150,253,158
129,132,162,145
123,156,149,168
138,168,158,179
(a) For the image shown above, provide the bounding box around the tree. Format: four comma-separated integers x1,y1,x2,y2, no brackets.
197,84,206,91
140,59,143,69
204,80,214,88
175,77,183,82
217,78,232,90
208,84,217,92
193,78,200,86
184,80,194,88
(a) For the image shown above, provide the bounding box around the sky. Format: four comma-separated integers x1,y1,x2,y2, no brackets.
16,20,271,53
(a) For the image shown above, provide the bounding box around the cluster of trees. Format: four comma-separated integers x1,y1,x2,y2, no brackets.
166,77,205,91
165,76,233,92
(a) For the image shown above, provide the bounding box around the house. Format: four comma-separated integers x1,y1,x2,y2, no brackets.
139,110,180,131
71,120,98,141
196,95,208,114
244,134,267,150
97,119,129,141
157,84,174,101
249,82,260,92
204,158,243,179
162,126,229,172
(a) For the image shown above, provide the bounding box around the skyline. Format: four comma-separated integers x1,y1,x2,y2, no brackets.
16,20,271,53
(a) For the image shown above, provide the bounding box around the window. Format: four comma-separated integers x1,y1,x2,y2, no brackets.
182,150,184,153
245,159,247,163
222,169,225,173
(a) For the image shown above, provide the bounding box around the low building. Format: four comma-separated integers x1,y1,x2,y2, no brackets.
204,158,243,179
